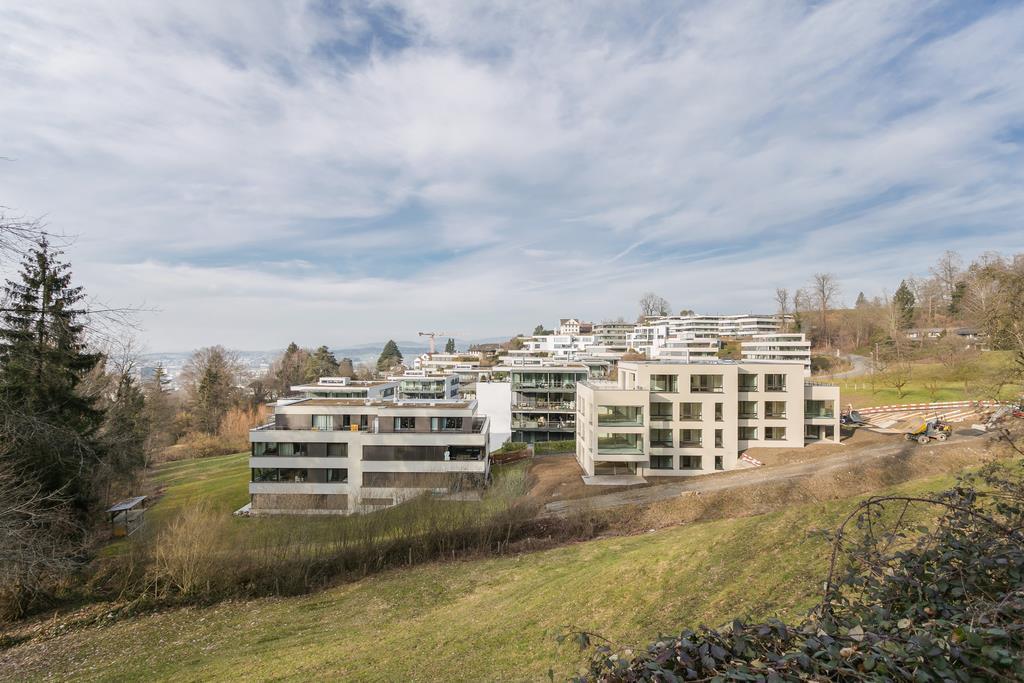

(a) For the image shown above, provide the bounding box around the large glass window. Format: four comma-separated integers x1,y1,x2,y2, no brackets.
326,468,348,483
715,429,723,448
650,402,673,420
679,429,702,447
739,426,757,440
312,415,333,431
430,417,464,431
690,375,723,393
597,405,643,425
650,374,678,392
680,456,702,469
394,416,417,431
326,443,347,457
715,402,723,421
805,400,835,417
738,373,758,391
765,401,787,419
765,374,787,392
252,468,278,482
252,442,280,457
649,455,673,470
738,401,758,419
765,426,787,441
679,402,702,421
597,433,643,453
649,428,673,448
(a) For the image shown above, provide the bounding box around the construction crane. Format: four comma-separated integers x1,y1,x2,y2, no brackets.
418,331,450,355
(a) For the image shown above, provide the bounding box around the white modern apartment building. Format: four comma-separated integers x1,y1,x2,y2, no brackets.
248,397,490,514
290,376,398,400
647,314,790,339
576,360,840,479
741,333,812,376
412,351,494,386
389,370,460,400
487,359,590,443
651,335,721,361
522,334,597,361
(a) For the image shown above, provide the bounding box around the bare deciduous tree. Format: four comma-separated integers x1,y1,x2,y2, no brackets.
811,273,840,347
638,292,671,319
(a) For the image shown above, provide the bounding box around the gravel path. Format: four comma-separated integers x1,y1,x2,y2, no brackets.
542,430,983,516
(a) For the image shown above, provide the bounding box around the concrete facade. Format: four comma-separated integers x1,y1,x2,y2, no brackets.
576,360,840,478
249,398,490,514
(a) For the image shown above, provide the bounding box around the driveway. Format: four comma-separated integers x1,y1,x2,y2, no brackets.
832,353,871,379
542,431,983,517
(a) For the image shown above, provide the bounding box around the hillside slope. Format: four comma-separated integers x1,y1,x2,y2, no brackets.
1,471,957,682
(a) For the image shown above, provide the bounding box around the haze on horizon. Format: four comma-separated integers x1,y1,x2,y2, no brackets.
2,1,1024,352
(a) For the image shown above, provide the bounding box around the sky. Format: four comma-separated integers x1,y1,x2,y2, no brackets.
2,1,1023,352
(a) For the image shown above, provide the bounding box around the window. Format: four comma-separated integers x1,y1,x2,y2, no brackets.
679,429,702,447
394,416,417,431
739,426,757,440
252,468,278,482
650,428,673,448
765,374,787,392
680,456,702,469
690,374,723,393
649,455,673,470
679,402,702,421
312,415,333,431
765,426,787,441
738,373,758,391
430,416,464,431
805,400,834,418
715,402,723,421
650,402,673,420
738,401,758,419
276,443,307,456
765,401,787,419
650,374,678,392
715,429,723,448
597,433,643,453
714,456,724,470
252,442,280,457
326,468,348,483
326,443,347,457
597,405,643,425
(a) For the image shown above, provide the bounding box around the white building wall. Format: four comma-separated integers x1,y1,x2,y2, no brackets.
475,381,512,450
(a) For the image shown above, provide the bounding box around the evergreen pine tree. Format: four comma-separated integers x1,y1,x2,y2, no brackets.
855,292,867,308
0,239,104,510
376,339,403,371
444,337,456,353
303,345,340,381
893,280,916,330
100,370,149,495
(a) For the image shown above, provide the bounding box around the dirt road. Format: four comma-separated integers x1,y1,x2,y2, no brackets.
542,430,984,516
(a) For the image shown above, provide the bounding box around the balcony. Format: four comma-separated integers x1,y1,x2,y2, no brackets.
514,400,576,412
512,418,575,431
597,434,644,456
597,405,644,427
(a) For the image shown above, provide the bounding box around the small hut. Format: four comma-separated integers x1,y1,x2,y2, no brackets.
107,495,148,537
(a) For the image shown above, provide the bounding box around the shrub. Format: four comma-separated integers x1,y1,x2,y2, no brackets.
565,459,1024,681
495,441,528,453
535,439,576,455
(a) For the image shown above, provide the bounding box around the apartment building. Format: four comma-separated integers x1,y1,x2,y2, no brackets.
575,360,840,478
741,333,812,376
412,351,494,387
650,335,721,361
493,359,589,443
290,376,397,399
390,370,460,400
248,397,490,514
647,314,790,339
522,334,596,361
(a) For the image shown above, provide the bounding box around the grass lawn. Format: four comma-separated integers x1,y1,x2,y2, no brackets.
8,472,956,682
835,351,1020,408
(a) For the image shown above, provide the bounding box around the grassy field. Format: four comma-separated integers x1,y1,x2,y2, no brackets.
6,465,957,682
835,351,1020,407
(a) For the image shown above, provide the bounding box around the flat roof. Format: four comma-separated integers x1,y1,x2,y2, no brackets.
107,495,147,513
294,398,474,409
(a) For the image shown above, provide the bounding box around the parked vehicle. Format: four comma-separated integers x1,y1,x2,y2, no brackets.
904,419,952,444
841,409,866,426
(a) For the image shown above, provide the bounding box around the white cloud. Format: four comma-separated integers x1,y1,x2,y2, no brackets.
1,1,1023,349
